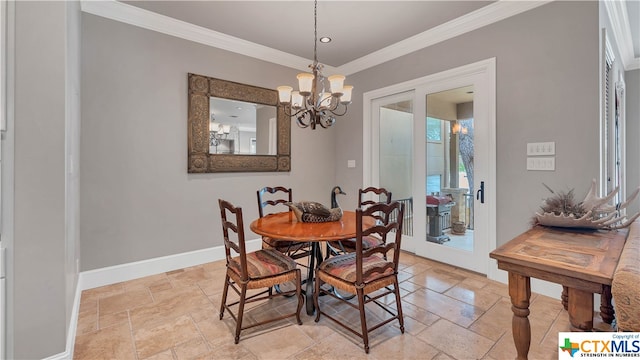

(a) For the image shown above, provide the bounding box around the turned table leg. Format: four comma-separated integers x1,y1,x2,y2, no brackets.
509,272,531,360
600,285,615,324
568,287,593,331
562,286,568,310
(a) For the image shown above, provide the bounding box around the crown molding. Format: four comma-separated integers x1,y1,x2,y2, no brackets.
80,0,333,73
604,0,639,71
338,0,552,75
82,0,557,75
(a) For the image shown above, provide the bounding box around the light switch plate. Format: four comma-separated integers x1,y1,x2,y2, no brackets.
527,142,555,156
527,157,555,171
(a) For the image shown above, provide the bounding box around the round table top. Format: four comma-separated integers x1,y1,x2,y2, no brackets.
250,210,375,242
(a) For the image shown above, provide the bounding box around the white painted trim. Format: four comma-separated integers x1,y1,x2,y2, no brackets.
363,58,497,101
79,0,328,74
628,58,640,71
80,238,262,290
491,267,602,312
340,1,549,75
41,351,70,360
41,282,83,360
80,0,548,76
363,58,496,276
491,267,563,300
0,0,13,358
1,0,7,132
58,238,261,360
604,0,639,71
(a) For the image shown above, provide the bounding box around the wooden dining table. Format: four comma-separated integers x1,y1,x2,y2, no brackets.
250,210,375,315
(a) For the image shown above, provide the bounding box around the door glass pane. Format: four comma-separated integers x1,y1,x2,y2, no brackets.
379,99,413,236
426,86,474,251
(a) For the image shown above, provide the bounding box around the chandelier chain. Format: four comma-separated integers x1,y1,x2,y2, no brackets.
313,0,318,64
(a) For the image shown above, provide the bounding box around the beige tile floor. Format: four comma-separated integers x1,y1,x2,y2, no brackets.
74,252,577,360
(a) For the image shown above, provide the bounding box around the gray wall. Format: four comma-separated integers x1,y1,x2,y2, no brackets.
336,1,601,245
5,1,634,358
80,14,337,270
10,1,81,358
626,69,640,216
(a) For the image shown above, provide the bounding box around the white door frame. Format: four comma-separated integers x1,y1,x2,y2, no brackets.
369,91,416,252
363,58,497,278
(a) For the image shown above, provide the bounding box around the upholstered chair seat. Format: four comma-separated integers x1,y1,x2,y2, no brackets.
317,252,395,293
228,249,297,287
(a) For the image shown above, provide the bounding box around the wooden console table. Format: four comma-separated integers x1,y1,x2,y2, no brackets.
490,225,627,360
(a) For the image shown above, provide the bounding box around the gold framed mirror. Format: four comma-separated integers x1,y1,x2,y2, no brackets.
188,73,291,172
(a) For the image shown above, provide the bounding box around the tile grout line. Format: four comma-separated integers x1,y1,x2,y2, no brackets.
127,310,140,360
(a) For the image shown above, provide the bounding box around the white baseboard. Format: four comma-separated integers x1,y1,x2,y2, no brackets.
490,267,563,300
61,239,262,360
42,282,82,360
79,238,262,291
489,263,602,310
41,351,70,360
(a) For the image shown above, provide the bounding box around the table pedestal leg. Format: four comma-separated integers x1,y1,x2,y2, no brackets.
561,286,568,310
600,285,614,324
509,272,531,360
305,242,323,315
568,287,593,331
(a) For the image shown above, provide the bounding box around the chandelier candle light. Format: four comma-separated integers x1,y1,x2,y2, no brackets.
277,0,353,129
209,122,231,146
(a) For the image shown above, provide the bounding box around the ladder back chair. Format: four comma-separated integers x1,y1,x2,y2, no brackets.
313,201,405,354
218,199,303,344
327,187,392,257
257,186,313,260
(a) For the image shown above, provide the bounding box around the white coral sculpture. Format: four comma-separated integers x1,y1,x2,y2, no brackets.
535,179,640,230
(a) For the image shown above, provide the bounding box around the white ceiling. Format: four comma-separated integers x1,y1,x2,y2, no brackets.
123,0,494,68
107,1,639,72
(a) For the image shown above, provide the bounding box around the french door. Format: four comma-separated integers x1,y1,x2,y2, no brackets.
370,91,416,252
364,59,496,275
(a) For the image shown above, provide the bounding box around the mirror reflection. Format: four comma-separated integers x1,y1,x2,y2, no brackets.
209,97,277,155
187,73,290,173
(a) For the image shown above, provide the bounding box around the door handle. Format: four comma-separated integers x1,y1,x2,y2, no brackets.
476,181,485,204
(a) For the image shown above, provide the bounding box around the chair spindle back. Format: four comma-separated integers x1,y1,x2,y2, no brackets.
218,199,249,281
355,201,404,285
257,186,293,217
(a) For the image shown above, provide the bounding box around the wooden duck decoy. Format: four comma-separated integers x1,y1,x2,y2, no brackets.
286,186,346,223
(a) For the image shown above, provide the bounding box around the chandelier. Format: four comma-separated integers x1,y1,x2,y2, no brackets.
277,0,353,129
451,121,468,135
209,115,232,147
